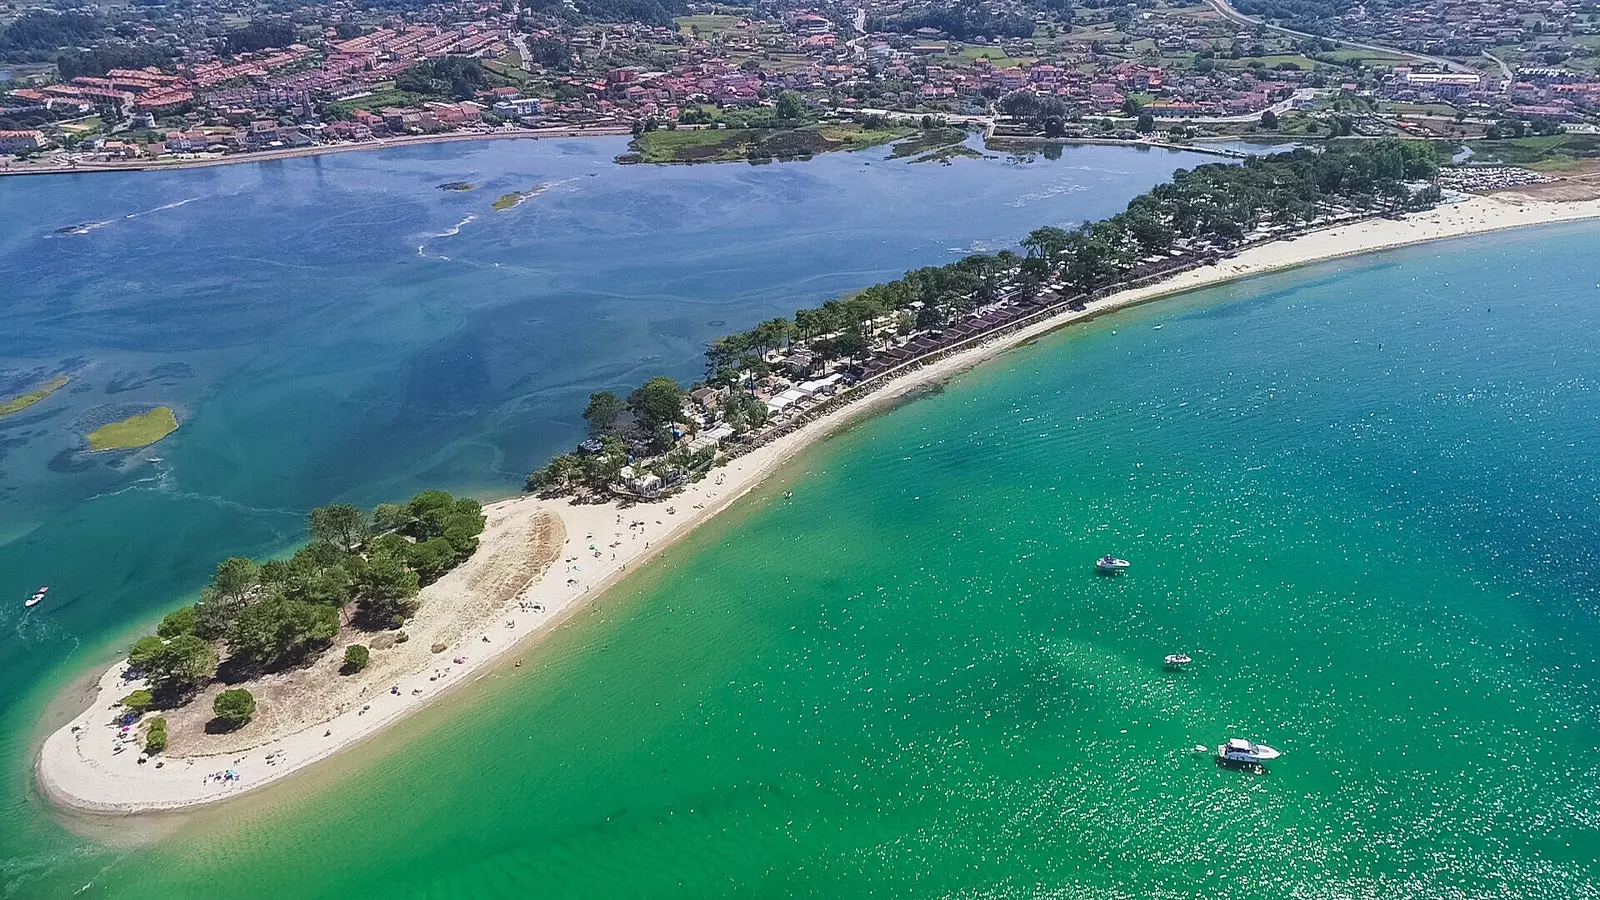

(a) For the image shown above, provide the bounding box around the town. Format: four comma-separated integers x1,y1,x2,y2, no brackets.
2,0,1600,170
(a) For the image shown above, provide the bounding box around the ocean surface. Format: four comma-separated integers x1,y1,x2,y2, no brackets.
0,134,1244,896
2,139,1598,898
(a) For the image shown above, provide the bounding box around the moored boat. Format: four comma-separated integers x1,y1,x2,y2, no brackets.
1096,555,1130,573
1164,653,1192,667
1216,738,1281,766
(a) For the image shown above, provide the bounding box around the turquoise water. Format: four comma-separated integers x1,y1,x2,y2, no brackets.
9,215,1600,897
0,137,1234,895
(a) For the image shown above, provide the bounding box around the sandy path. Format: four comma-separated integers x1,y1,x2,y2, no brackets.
35,191,1600,814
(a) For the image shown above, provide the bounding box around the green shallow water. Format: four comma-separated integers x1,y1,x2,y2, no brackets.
26,224,1600,897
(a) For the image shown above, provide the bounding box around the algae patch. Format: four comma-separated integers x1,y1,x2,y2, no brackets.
492,183,552,211
87,406,179,451
0,375,69,416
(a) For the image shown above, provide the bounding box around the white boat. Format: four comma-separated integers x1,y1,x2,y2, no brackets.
1096,555,1130,573
25,585,48,608
1216,738,1281,766
1164,653,1192,667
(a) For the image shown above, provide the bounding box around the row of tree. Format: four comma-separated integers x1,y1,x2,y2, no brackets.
702,141,1440,375
126,491,487,711
527,141,1444,498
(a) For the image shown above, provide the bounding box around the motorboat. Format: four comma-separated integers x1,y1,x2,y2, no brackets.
1163,653,1192,667
1216,738,1281,766
1096,555,1130,573
25,586,47,608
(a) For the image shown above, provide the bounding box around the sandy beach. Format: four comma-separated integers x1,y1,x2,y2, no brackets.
35,190,1600,815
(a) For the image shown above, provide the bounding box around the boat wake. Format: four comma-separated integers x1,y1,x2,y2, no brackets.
1008,181,1090,208
425,214,477,239
50,197,203,237
125,197,202,218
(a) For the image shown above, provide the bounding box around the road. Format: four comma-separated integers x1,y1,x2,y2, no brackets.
1482,49,1514,95
1203,0,1477,75
510,33,534,72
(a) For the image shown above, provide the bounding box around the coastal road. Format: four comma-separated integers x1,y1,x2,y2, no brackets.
1203,0,1478,74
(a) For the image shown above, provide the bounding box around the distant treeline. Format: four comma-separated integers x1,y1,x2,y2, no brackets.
1230,0,1347,33
225,20,298,54
520,0,690,26
870,0,1039,40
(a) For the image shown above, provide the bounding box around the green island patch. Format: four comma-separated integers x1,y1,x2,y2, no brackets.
888,126,971,160
438,182,474,191
619,122,915,165
86,406,179,451
0,375,69,417
492,183,552,211
911,144,985,165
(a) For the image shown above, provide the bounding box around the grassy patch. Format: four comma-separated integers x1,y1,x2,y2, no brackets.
0,375,68,416
675,14,747,36
910,144,984,164
1466,134,1600,168
888,126,970,158
87,407,178,451
323,86,427,117
622,123,914,164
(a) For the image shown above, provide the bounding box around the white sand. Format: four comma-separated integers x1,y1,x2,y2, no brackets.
36,192,1600,814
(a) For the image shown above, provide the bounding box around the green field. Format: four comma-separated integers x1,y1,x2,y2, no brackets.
1466,133,1600,170
86,407,179,451
675,14,748,36
0,375,68,416
953,45,1037,68
622,123,916,164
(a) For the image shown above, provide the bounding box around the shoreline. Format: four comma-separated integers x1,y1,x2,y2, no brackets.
0,126,633,178
35,190,1600,817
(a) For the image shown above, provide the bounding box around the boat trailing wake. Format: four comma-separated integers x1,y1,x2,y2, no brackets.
50,197,203,237
125,197,202,218
426,214,477,239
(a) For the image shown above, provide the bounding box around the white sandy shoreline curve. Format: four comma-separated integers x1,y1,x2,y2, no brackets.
35,191,1600,815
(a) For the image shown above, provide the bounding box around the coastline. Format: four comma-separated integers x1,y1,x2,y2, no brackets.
0,126,632,178
35,190,1600,816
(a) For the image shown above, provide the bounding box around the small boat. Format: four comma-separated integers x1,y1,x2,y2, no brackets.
1096,555,1130,573
25,586,48,608
1164,653,1192,667
1216,738,1281,766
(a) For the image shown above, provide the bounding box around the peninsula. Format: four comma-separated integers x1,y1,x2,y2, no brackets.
37,172,1600,813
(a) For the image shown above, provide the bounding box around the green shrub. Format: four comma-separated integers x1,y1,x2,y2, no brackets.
144,716,168,754
342,644,370,674
395,631,409,644
121,689,155,714
212,688,255,730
